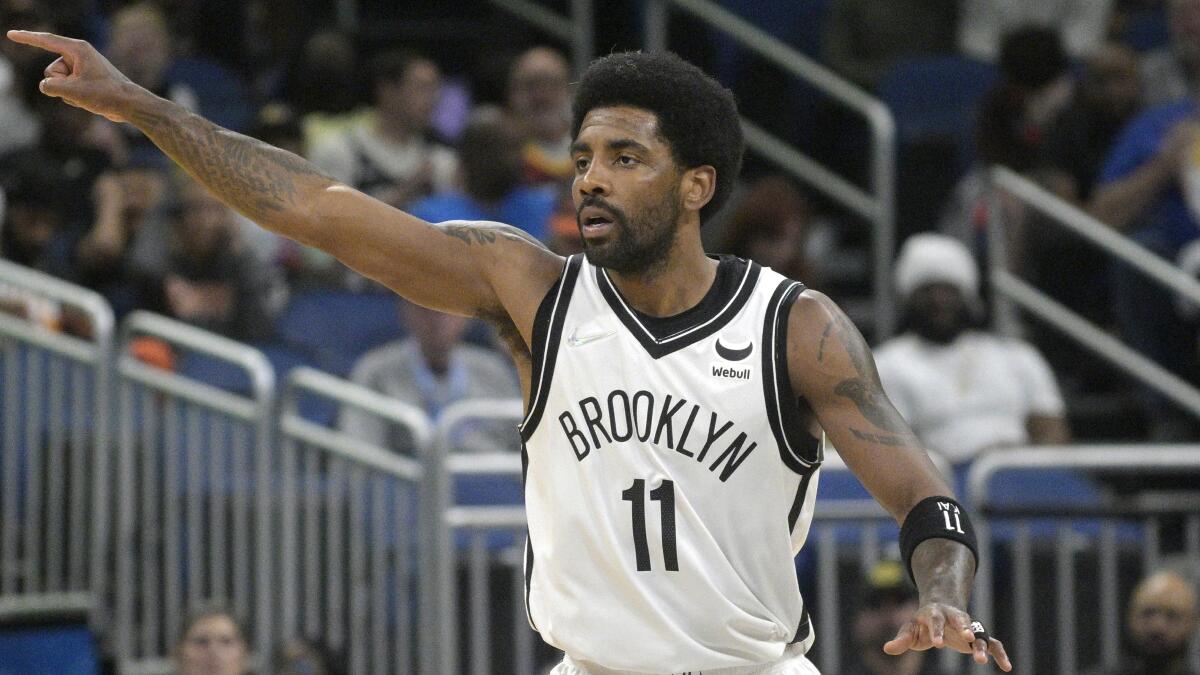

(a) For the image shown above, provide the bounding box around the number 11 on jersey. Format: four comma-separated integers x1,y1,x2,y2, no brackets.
621,479,679,572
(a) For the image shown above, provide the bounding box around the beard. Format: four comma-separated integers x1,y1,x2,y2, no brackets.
577,188,681,276
1130,634,1191,670
907,303,973,344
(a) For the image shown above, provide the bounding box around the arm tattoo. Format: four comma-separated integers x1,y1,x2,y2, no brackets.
849,427,912,447
130,105,331,223
829,309,908,433
817,320,833,362
437,222,549,249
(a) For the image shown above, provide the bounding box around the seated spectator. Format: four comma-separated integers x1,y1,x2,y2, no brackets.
874,234,1070,466
157,175,288,341
408,107,557,242
104,3,202,153
1089,47,1200,438
1089,569,1198,675
1043,43,1144,203
0,153,72,330
822,0,959,91
173,603,250,675
283,29,363,145
1027,43,1143,390
506,46,573,187
308,49,457,210
846,560,946,675
958,0,1113,62
341,299,520,456
1140,0,1200,108
717,175,815,283
941,26,1072,255
73,148,171,318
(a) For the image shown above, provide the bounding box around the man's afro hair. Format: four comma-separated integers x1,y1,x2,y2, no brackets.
571,51,744,223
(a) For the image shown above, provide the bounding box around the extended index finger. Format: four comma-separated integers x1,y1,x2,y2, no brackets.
6,30,80,55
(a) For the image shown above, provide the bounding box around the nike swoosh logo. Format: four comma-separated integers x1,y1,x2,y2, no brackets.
715,338,753,361
567,328,616,347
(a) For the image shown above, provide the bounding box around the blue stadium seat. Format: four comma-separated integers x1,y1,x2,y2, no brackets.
276,291,406,377
166,57,253,133
876,55,1000,146
0,625,99,675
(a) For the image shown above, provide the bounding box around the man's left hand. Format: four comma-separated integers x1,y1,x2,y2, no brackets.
883,602,1012,672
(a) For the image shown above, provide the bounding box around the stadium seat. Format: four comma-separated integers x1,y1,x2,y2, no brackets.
275,291,407,377
876,55,999,146
165,57,254,133
1122,8,1170,53
0,624,100,674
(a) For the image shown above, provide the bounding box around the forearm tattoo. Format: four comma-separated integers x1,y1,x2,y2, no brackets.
131,106,331,223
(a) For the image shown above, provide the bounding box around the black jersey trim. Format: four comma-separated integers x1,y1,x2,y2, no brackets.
790,605,812,644
762,279,823,472
787,463,818,533
518,254,583,441
595,255,761,359
521,439,540,633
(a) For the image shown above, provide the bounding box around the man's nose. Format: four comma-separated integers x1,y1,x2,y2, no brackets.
576,163,610,197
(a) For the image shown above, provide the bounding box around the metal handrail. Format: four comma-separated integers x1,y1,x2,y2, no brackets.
114,311,276,663
644,0,898,337
968,446,1200,675
424,398,525,675
0,259,115,627
988,167,1200,420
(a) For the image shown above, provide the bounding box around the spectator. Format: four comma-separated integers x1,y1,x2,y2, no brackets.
1043,43,1144,202
0,153,72,330
822,0,959,90
104,3,200,151
283,28,362,143
1089,38,1200,439
308,49,457,210
408,107,557,243
1025,43,1144,390
1140,0,1200,108
506,46,573,186
717,175,815,283
940,26,1073,253
158,175,288,341
341,299,520,456
73,148,171,318
958,0,1114,62
173,604,250,675
1091,569,1198,675
846,560,946,675
874,234,1070,466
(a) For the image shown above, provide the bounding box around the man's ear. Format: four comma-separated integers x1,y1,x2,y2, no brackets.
681,165,716,212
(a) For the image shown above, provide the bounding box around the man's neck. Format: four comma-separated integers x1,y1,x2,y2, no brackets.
606,233,717,318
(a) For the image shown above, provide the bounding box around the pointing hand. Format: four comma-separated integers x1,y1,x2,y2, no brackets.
7,30,141,124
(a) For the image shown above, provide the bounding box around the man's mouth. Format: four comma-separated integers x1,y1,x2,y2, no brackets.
579,206,617,238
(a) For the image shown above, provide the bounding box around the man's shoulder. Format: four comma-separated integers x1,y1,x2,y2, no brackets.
350,339,418,382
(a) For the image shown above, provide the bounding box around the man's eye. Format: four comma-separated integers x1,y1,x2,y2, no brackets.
575,158,589,171
617,155,638,166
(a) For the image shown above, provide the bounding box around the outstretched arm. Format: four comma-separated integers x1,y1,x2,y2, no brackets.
786,290,1011,671
9,30,562,338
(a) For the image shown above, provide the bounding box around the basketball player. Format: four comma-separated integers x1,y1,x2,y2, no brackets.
10,30,1011,674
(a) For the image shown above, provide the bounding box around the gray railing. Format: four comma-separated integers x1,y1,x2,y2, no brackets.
970,445,1200,675
0,259,113,621
278,367,429,674
988,166,1200,419
113,311,275,666
644,0,898,337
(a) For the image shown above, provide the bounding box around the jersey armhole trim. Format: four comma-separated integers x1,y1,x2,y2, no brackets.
762,279,824,472
518,254,583,441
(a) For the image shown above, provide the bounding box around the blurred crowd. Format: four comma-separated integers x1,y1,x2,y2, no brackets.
0,0,1198,461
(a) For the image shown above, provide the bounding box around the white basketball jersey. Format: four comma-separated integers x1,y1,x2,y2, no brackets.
518,254,824,673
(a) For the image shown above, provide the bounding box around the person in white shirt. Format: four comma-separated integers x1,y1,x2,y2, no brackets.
874,234,1070,465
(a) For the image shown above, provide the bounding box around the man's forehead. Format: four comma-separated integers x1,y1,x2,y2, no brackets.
575,106,663,145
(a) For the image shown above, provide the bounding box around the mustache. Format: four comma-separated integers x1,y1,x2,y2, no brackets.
577,195,629,226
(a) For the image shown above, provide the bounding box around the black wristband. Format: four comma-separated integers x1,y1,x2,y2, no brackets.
899,496,979,584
